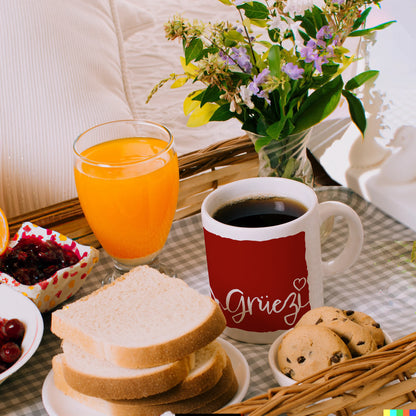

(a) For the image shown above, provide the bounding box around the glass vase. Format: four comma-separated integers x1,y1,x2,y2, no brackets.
248,128,333,238
247,128,314,187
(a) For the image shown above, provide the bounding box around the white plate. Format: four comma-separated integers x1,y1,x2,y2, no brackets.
42,338,250,416
0,284,44,384
218,337,250,405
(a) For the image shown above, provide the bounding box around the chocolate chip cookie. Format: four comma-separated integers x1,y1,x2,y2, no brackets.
296,306,347,326
317,318,377,357
277,325,352,381
344,309,385,348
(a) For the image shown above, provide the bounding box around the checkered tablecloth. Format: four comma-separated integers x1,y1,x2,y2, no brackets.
2,187,416,416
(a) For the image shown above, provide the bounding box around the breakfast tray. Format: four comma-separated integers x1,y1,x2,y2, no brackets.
2,136,416,416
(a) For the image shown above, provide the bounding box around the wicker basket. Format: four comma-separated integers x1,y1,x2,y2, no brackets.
218,332,416,416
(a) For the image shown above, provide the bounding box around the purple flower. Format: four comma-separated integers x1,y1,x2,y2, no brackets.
313,55,329,73
246,69,271,103
300,40,318,63
253,68,270,85
282,62,304,80
332,0,345,4
229,47,253,73
317,25,333,40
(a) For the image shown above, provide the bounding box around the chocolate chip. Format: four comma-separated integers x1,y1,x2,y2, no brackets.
330,352,343,363
285,369,295,379
286,357,291,363
315,318,323,324
373,323,380,328
345,310,354,316
357,341,365,345
297,356,306,364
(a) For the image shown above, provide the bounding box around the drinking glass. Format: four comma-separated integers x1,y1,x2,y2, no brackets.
73,120,179,282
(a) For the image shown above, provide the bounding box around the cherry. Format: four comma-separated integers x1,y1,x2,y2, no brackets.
0,342,21,364
2,319,25,342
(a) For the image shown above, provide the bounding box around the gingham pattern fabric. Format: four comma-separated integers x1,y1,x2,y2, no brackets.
2,187,416,415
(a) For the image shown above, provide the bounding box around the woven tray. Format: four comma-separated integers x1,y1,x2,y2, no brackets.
218,332,416,415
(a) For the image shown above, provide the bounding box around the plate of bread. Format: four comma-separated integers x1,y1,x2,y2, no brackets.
42,265,250,415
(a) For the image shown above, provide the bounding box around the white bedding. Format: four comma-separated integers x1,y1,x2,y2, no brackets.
0,0,243,218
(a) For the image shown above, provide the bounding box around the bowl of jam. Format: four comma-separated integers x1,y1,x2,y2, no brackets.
0,222,99,312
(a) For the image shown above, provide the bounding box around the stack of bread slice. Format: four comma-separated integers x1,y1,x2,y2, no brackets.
50,266,238,415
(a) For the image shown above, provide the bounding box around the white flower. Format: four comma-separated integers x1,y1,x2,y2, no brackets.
286,17,304,48
268,16,289,32
282,38,294,51
268,15,303,49
239,85,255,109
283,0,315,17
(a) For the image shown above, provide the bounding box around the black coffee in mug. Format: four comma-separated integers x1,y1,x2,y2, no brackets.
213,196,307,228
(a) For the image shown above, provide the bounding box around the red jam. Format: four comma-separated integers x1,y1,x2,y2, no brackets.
0,317,25,373
0,235,80,285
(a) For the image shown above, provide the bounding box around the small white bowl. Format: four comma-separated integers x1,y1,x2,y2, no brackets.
268,329,296,386
0,284,44,384
268,328,393,386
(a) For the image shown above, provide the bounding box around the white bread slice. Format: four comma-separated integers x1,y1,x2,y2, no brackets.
60,341,194,400
60,340,227,401
120,340,227,404
51,266,226,368
52,354,238,416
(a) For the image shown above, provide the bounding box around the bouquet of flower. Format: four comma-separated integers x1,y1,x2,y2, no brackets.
148,0,394,153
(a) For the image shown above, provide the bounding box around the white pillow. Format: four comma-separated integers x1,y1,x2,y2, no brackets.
0,0,138,217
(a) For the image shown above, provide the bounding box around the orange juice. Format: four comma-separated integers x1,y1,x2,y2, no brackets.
74,137,179,264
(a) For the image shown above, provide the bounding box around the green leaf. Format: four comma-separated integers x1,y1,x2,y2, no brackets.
209,103,234,122
349,20,396,37
352,7,372,30
224,29,246,43
237,1,269,20
266,119,285,140
322,63,340,77
268,28,280,43
217,0,233,4
248,18,268,28
184,38,203,65
293,75,343,133
298,29,310,43
194,85,222,106
267,45,281,77
253,135,273,152
299,15,316,38
342,90,366,136
197,46,219,60
311,5,327,28
345,70,379,90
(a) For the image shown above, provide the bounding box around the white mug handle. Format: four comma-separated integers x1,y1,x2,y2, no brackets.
318,201,364,276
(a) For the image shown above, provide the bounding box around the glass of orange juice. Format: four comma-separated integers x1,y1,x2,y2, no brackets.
73,120,179,280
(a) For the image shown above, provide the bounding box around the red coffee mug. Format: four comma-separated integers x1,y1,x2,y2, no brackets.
201,177,364,343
